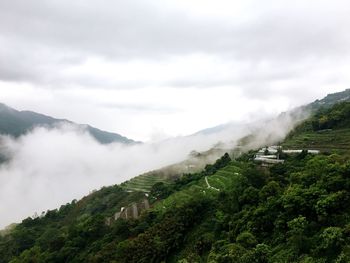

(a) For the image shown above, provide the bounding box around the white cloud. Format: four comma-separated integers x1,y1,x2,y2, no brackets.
0,0,348,140
0,0,349,225
0,101,310,228
0,122,249,228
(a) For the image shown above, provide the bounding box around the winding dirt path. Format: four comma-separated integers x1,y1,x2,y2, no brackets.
205,176,220,191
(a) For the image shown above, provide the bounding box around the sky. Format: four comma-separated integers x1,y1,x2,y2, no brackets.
0,0,349,141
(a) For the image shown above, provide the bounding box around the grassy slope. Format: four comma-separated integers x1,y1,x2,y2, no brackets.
121,173,172,192
120,147,230,192
282,101,350,155
153,162,241,211
282,128,350,153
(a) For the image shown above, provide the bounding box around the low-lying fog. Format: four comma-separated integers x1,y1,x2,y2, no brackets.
0,109,307,228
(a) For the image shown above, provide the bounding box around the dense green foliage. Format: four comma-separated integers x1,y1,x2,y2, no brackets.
0,186,145,262
311,102,350,131
1,101,350,262
2,151,350,262
288,101,350,136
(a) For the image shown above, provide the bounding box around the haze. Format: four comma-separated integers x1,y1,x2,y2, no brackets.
0,109,306,228
0,0,349,227
0,0,348,140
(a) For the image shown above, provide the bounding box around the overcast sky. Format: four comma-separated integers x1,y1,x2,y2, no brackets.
0,0,349,141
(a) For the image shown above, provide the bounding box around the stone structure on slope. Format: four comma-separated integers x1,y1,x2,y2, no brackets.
105,198,151,226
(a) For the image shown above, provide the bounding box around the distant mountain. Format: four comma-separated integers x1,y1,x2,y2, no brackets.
0,103,137,144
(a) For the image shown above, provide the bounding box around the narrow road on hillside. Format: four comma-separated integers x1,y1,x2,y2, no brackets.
205,176,220,191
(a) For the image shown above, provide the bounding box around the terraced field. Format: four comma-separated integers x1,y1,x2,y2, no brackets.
119,147,231,193
153,162,242,210
121,173,173,192
282,128,350,153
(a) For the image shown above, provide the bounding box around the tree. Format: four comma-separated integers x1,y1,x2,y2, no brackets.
287,216,308,253
319,227,344,258
236,232,257,249
150,182,173,199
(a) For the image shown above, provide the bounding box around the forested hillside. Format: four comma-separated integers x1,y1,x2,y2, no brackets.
1,102,350,262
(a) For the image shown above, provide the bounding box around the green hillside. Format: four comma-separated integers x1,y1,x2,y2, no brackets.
1,101,350,262
120,147,232,193
121,173,172,193
2,148,350,262
152,159,240,211
283,101,350,155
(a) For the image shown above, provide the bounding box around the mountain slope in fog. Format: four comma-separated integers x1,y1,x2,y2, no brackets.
0,103,137,144
2,101,350,262
308,88,350,110
111,88,350,193
195,89,350,137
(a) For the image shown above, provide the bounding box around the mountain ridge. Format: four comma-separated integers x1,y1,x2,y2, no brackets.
0,103,138,145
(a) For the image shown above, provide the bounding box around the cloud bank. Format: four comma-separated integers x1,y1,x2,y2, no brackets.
0,106,309,229
0,0,348,140
0,123,246,228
